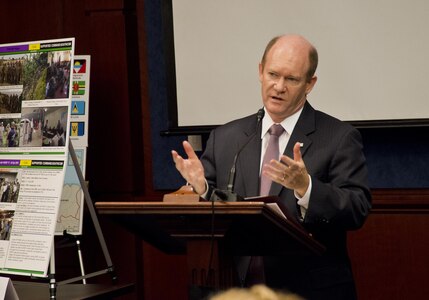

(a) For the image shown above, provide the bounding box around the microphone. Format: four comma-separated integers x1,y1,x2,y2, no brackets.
210,108,265,201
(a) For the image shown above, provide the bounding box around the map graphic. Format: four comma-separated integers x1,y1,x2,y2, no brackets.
55,148,86,235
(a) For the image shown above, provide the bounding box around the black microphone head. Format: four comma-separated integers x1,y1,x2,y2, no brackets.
257,108,265,123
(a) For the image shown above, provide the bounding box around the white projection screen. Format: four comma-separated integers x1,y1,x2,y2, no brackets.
168,0,429,128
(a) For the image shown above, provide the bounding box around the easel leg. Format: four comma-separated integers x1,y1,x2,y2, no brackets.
49,241,57,299
76,239,87,284
66,141,116,281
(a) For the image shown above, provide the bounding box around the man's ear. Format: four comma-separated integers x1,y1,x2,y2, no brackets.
305,76,317,95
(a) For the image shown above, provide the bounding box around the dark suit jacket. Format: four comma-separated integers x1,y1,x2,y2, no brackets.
200,102,372,298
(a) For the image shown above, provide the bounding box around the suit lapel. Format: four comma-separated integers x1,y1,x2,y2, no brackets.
236,119,262,197
269,102,316,196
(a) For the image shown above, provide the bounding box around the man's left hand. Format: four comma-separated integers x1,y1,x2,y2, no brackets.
262,142,309,197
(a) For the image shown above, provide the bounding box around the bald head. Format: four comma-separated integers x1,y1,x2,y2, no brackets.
261,35,318,82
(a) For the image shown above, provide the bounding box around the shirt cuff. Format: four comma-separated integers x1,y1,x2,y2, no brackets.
295,175,312,217
200,179,209,199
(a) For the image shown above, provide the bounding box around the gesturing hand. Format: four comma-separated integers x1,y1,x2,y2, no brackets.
171,141,207,195
262,142,309,197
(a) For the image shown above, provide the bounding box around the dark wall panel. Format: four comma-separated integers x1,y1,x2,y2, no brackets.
83,9,134,195
349,199,429,299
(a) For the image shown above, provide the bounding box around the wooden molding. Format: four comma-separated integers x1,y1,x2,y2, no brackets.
370,188,429,211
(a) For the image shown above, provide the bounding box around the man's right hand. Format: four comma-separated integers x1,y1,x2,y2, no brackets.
171,141,207,195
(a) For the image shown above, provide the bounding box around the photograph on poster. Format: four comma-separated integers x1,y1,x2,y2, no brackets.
0,106,68,148
0,55,24,86
0,172,20,204
20,106,67,147
0,118,20,148
0,210,14,241
40,106,67,147
45,51,71,99
20,52,47,101
0,88,22,114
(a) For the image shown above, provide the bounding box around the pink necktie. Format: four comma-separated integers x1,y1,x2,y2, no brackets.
248,124,285,286
259,124,285,196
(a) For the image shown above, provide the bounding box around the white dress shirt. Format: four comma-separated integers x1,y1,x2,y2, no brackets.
260,107,311,217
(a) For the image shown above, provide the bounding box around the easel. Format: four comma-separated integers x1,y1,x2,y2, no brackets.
46,141,116,299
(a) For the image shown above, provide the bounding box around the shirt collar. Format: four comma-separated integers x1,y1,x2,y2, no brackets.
261,106,304,138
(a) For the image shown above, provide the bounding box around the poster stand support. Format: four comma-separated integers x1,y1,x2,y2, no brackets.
59,230,87,284
46,140,116,299
49,242,56,300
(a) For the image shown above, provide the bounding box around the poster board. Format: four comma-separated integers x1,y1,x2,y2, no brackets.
55,55,90,235
0,38,74,277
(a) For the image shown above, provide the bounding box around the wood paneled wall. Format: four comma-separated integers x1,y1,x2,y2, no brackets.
349,190,429,299
1,1,428,300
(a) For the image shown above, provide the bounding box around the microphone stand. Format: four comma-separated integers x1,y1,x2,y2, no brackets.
210,109,264,202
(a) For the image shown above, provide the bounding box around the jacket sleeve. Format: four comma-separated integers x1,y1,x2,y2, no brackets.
303,127,372,231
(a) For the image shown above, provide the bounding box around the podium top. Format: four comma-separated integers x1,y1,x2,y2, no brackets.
96,200,266,214
95,201,325,256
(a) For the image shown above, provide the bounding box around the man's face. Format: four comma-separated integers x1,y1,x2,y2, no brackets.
259,39,317,123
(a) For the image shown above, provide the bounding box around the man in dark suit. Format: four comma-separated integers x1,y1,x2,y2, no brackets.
172,34,371,300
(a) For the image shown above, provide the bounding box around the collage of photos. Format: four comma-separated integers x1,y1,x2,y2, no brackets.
0,39,74,278
0,48,72,149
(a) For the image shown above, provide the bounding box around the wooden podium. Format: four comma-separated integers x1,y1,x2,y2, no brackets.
95,200,324,290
